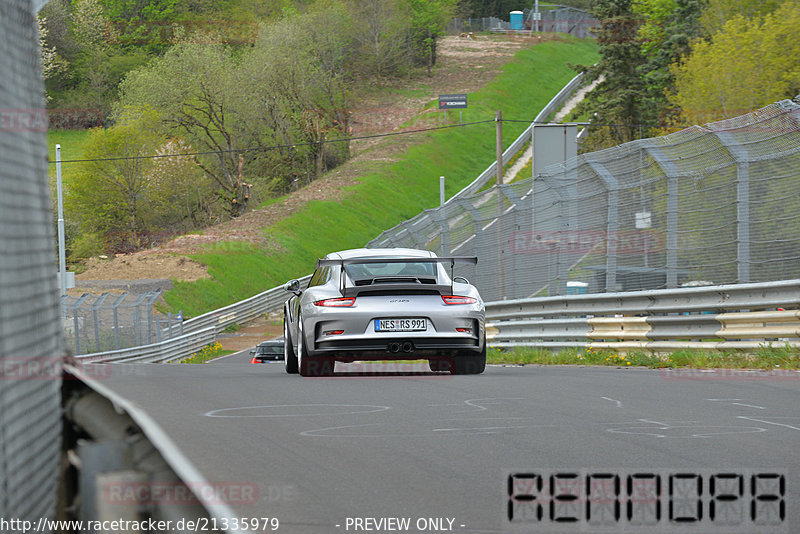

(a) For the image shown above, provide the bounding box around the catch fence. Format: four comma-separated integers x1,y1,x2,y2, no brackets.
0,0,62,526
61,291,185,355
448,7,598,39
369,98,800,303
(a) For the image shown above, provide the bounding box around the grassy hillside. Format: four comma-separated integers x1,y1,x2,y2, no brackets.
47,130,90,181
164,37,599,317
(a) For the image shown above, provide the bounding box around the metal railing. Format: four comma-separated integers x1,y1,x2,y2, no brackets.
74,276,311,363
182,275,311,334
486,279,800,350
74,327,216,363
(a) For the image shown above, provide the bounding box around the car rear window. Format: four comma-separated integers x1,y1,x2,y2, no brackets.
346,261,436,279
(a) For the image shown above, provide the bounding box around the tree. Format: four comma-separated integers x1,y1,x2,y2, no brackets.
633,0,704,128
671,1,800,124
572,0,650,149
350,0,408,78
118,43,275,216
405,0,456,75
699,0,784,36
67,107,164,250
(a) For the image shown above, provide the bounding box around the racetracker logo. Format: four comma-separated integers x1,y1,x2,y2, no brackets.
0,356,111,381
1,108,48,132
509,230,665,255
102,481,259,506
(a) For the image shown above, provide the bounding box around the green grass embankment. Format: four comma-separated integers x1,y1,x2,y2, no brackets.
164,37,600,317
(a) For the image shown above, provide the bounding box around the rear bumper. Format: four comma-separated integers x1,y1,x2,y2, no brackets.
313,335,483,360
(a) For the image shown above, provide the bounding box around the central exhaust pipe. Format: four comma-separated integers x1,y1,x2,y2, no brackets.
388,342,401,353
401,341,414,353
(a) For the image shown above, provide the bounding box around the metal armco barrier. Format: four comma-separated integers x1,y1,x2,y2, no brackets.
77,276,311,362
181,275,311,334
74,327,216,364
486,279,800,350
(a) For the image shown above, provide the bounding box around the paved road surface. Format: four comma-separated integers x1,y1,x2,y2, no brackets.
91,359,799,533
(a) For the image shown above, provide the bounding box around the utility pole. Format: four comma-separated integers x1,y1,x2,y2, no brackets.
495,111,506,299
56,144,66,296
495,110,503,185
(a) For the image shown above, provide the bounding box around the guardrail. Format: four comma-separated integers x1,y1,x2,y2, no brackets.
76,276,312,363
485,279,800,350
74,327,216,363
181,275,311,334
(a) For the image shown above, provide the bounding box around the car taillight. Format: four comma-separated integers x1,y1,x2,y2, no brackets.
442,295,477,305
313,297,356,307
456,327,471,333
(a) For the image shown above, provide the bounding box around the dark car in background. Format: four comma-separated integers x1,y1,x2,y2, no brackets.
250,338,285,363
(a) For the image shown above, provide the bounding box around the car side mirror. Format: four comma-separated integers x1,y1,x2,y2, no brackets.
249,349,256,355
284,279,301,295
453,276,470,284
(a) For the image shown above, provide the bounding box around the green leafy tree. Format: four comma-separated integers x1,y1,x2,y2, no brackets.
699,0,784,36
350,0,408,78
572,0,650,149
67,107,164,250
405,0,456,75
118,43,275,216
633,0,704,128
671,1,800,124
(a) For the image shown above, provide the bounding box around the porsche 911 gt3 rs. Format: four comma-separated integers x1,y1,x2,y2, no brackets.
283,248,486,376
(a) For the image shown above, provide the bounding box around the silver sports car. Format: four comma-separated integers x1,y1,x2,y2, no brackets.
283,248,486,376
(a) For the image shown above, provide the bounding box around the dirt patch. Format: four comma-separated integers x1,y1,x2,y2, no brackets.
78,253,210,282
216,315,283,353
76,34,546,286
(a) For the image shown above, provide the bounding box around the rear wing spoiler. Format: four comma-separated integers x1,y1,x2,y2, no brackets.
315,256,478,297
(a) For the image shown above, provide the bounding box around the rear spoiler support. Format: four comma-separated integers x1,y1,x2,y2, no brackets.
315,256,478,297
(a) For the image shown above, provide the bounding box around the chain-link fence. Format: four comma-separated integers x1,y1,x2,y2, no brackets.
0,0,62,526
61,291,186,355
447,17,508,33
369,98,800,302
448,7,598,39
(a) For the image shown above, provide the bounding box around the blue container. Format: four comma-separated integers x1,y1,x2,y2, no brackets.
510,11,524,31
566,281,588,295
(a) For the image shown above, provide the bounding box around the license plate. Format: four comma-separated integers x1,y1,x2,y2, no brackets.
375,318,427,332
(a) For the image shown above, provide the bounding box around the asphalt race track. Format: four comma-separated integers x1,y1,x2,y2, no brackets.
88,355,800,534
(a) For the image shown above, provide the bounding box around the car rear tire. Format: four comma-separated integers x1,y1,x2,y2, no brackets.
428,358,452,372
297,317,334,377
284,315,298,374
451,341,486,375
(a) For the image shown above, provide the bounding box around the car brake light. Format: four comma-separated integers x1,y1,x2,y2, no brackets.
456,327,471,333
314,297,356,307
442,295,477,305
